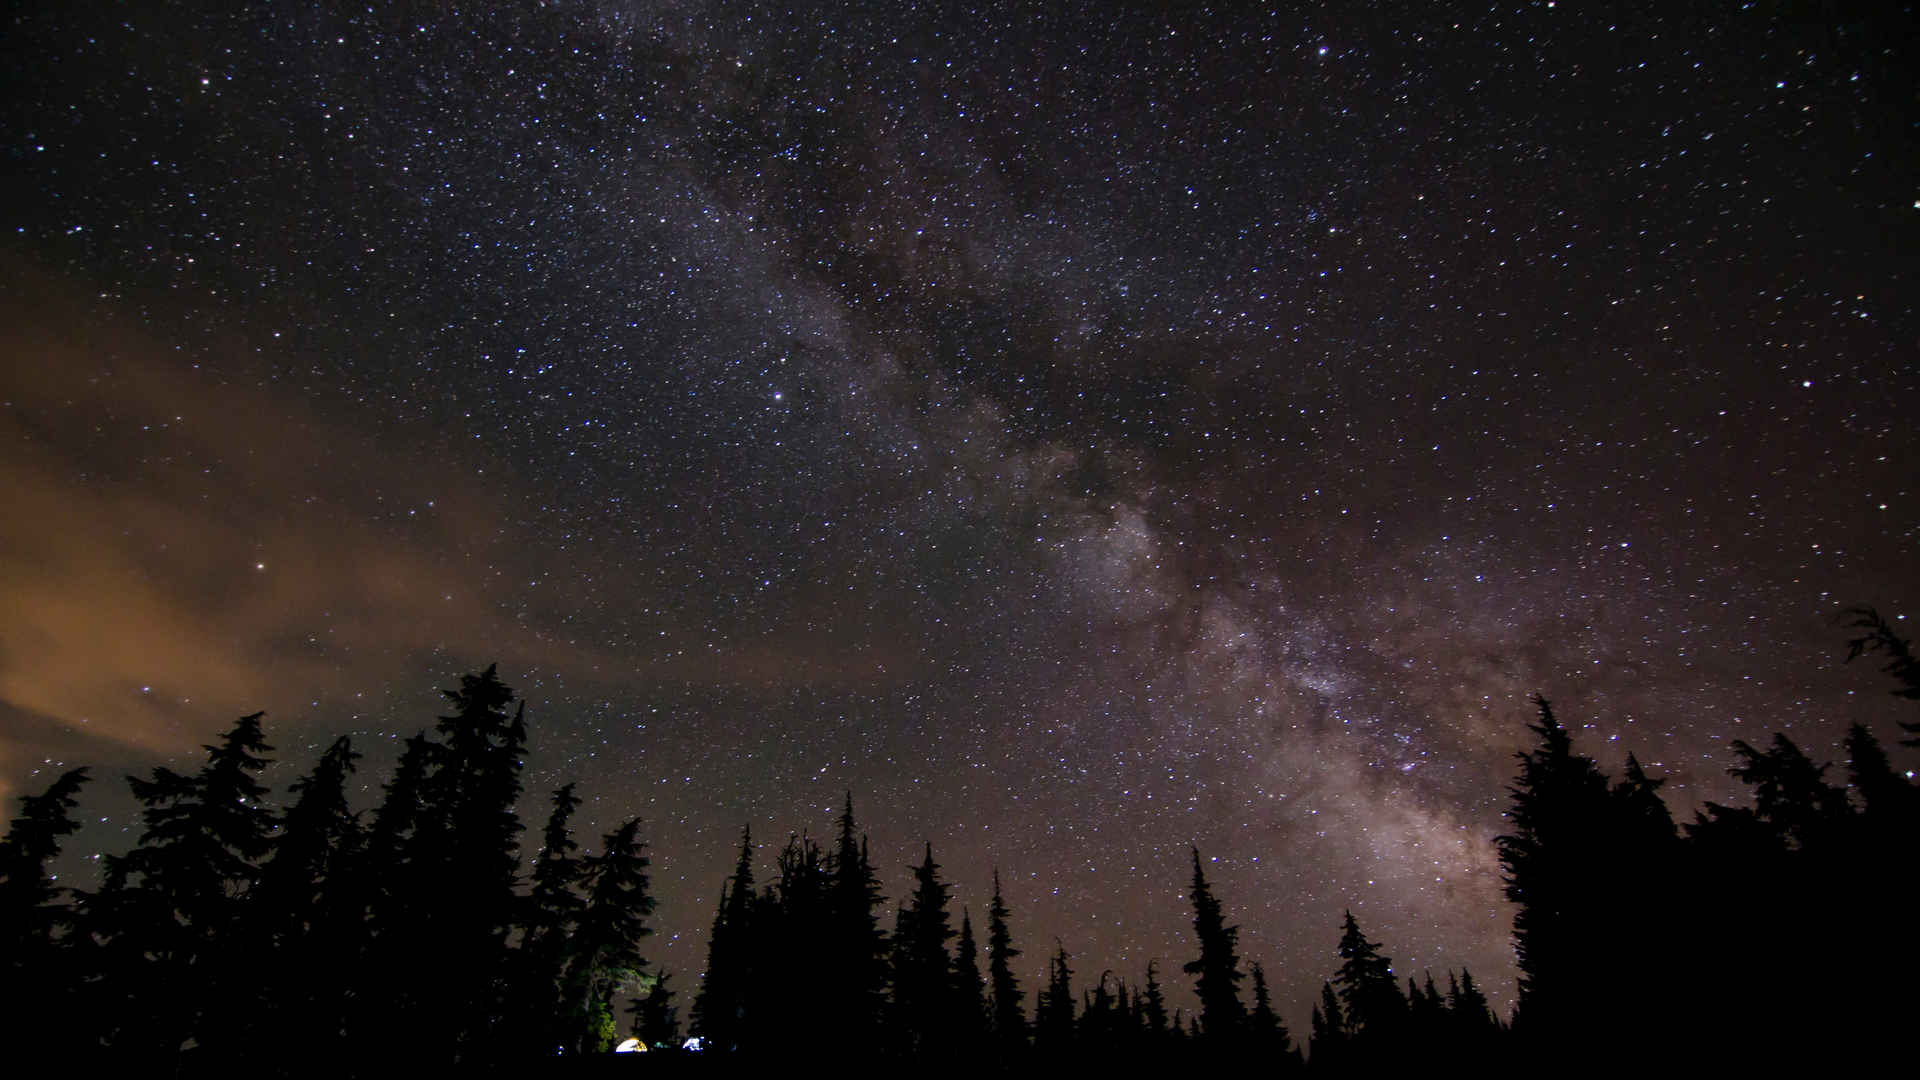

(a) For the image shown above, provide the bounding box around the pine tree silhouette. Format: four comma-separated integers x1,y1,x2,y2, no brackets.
95,712,275,1062
952,907,990,1047
1248,961,1299,1069
691,827,756,1052
1033,941,1076,1052
1843,605,1920,744
0,766,90,961
893,842,958,1054
985,869,1028,1053
0,766,91,1050
251,736,363,1062
1138,959,1170,1045
1308,981,1346,1070
827,795,889,1042
512,782,585,1055
356,728,437,1058
422,666,529,1059
630,970,680,1049
1332,910,1404,1057
561,817,654,1054
1496,696,1611,1044
1183,847,1247,1048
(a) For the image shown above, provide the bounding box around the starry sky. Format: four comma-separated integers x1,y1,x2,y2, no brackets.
2,1,1914,1024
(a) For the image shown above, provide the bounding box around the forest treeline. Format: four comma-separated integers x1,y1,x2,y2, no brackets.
1,608,1916,1073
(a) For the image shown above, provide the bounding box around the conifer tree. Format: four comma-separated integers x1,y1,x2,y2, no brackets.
1308,982,1346,1069
1496,696,1612,1042
1844,723,1911,820
1033,942,1076,1051
630,971,679,1049
1332,910,1403,1045
1844,605,1920,743
0,766,90,962
952,908,990,1045
985,869,1027,1051
1248,961,1298,1067
1183,847,1246,1046
561,817,654,1054
0,767,91,1047
1445,967,1495,1053
1726,733,1852,849
1080,970,1120,1046
691,827,756,1052
356,729,438,1054
96,712,275,1059
252,736,363,1058
513,782,585,1053
418,667,529,1057
893,843,957,1053
826,797,889,1040
1138,959,1170,1043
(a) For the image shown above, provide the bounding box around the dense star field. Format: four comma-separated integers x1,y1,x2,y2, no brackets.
2,2,1913,1023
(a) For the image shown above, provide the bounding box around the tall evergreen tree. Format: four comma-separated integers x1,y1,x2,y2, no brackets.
1080,970,1120,1046
1444,967,1496,1055
561,817,654,1054
1033,941,1076,1052
1138,959,1170,1044
691,827,756,1052
1308,982,1346,1070
827,796,889,1040
1248,961,1298,1068
1332,910,1403,1046
1183,848,1246,1046
356,729,438,1055
252,737,363,1059
0,766,90,961
0,767,91,1047
985,869,1027,1052
952,908,990,1046
893,843,958,1054
629,971,679,1049
95,712,275,1060
513,782,585,1054
1496,696,1612,1042
422,667,530,1057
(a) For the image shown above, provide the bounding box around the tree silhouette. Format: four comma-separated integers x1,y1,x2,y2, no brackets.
892,843,958,1054
1139,959,1169,1041
985,869,1028,1052
1843,605,1920,743
952,907,990,1046
1248,961,1299,1068
512,782,586,1055
0,767,91,1049
419,667,529,1058
1308,981,1346,1070
1033,941,1076,1052
251,736,363,1061
561,817,654,1054
630,970,680,1049
1332,910,1403,1055
1183,848,1247,1047
0,766,90,959
94,712,275,1061
827,795,890,1042
1496,696,1611,1044
690,826,756,1051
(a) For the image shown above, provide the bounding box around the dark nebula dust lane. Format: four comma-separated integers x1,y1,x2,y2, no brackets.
2,2,1914,1018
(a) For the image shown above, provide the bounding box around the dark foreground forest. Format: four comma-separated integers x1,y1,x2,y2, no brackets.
3,608,1915,1075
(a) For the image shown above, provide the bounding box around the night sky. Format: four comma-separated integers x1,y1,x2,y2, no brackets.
3,2,1914,1023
